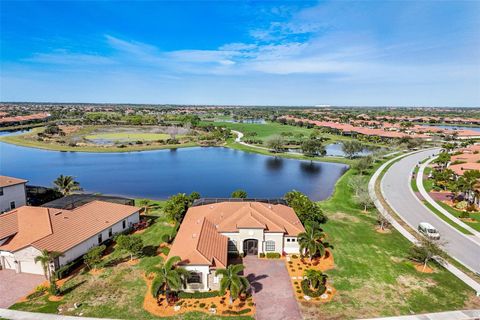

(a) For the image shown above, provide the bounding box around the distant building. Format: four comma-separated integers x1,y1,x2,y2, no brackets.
0,201,140,275
0,176,27,213
42,193,134,209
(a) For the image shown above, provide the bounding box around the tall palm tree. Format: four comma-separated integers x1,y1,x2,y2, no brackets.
34,249,63,281
298,222,333,261
53,175,82,196
303,269,328,290
215,264,250,304
150,256,190,304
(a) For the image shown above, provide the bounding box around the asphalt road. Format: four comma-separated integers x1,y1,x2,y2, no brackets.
382,149,480,274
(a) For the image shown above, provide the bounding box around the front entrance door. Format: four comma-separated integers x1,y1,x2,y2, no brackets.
243,239,258,255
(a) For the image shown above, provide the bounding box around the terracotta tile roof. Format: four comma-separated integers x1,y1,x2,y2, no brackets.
0,201,139,253
0,210,19,240
451,153,480,164
168,202,304,267
0,112,50,124
0,176,27,188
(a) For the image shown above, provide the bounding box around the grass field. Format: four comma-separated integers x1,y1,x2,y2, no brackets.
85,132,172,141
10,200,252,320
305,165,480,319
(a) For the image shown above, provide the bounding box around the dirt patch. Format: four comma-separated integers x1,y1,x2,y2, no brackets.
397,275,436,291
142,276,255,317
329,212,360,223
461,218,478,223
125,259,139,266
375,226,392,234
412,262,434,273
89,268,104,276
59,125,82,134
48,295,64,302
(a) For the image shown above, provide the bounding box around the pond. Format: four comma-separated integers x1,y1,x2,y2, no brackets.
422,124,480,132
288,143,375,157
0,141,348,201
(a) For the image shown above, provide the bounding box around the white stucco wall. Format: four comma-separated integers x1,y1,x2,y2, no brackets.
184,265,210,291
0,183,27,213
283,236,300,254
0,246,44,275
264,233,284,254
58,212,139,266
222,229,287,255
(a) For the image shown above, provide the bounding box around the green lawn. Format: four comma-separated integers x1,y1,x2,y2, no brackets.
10,200,252,320
85,132,172,141
436,201,480,232
309,166,479,319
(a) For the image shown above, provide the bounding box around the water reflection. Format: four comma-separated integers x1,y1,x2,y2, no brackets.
300,162,321,175
265,157,284,171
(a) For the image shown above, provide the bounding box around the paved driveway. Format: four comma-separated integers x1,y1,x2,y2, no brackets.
0,270,45,308
382,149,480,273
244,257,302,320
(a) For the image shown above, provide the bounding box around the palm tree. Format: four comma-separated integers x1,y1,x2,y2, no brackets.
34,249,63,281
303,269,328,290
298,222,333,261
215,264,250,304
150,256,190,304
53,175,82,196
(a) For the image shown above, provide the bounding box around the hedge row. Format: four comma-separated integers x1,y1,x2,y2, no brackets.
259,252,281,259
223,308,251,315
178,290,220,299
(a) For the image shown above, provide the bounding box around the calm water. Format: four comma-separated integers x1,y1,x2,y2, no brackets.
423,125,480,132
0,142,348,201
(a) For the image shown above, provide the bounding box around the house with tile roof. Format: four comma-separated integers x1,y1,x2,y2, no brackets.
167,201,305,291
0,201,140,275
0,175,28,213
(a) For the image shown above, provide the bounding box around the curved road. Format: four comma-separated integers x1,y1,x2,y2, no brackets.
382,149,480,274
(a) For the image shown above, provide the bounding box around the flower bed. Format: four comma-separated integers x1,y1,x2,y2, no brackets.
143,276,255,317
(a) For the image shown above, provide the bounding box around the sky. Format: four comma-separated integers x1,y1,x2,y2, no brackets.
1,1,479,107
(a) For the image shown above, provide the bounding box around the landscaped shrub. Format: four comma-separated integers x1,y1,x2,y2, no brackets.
222,308,251,315
266,252,281,259
228,251,239,258
199,303,206,308
27,285,48,300
178,291,220,299
259,253,265,258
301,279,326,297
55,258,84,279
292,254,299,259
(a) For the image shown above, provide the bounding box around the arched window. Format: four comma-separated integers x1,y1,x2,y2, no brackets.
265,240,275,252
228,240,237,252
187,272,202,284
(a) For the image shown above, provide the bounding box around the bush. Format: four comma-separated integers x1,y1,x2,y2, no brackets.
259,253,265,258
178,291,220,299
292,254,298,259
455,201,468,210
83,245,106,270
55,259,83,279
266,252,281,259
228,251,239,259
301,279,326,297
199,303,206,308
26,285,48,299
223,308,251,315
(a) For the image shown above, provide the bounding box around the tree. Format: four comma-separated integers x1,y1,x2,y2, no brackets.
116,234,144,260
164,193,191,223
434,152,451,169
151,256,190,304
35,250,63,295
284,190,327,224
215,264,250,304
298,222,333,261
301,139,326,158
303,269,328,290
138,199,154,214
377,212,390,231
231,189,247,199
348,175,365,196
356,186,373,212
44,124,62,135
354,155,374,175
265,135,285,153
83,245,106,270
53,175,82,196
341,141,364,159
409,237,445,272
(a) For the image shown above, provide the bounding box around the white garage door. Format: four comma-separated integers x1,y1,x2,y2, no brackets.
18,259,44,275
2,255,16,270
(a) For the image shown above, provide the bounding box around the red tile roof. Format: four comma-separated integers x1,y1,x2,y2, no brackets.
0,176,27,188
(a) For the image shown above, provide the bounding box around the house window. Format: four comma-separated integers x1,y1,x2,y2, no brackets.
228,240,237,252
265,240,275,252
286,238,291,242
122,220,126,229
291,238,296,242
187,272,202,284
0,187,3,196
10,201,15,210
108,228,113,238
98,233,103,244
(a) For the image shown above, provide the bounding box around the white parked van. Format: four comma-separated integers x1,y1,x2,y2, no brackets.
418,222,440,240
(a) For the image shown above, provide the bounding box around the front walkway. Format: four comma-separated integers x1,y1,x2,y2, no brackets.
0,270,45,308
243,256,302,320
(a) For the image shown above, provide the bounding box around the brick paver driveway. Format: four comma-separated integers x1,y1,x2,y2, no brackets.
0,270,45,308
244,257,302,320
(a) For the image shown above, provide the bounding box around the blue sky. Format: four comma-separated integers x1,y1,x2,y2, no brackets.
1,1,479,106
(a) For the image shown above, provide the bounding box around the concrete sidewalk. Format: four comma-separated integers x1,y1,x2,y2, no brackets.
360,309,480,320
0,309,117,320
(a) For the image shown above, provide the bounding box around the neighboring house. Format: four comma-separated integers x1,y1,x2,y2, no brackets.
0,200,140,275
168,201,305,292
42,193,135,209
0,176,27,213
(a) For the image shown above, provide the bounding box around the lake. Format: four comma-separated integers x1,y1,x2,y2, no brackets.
0,142,348,201
423,124,480,132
